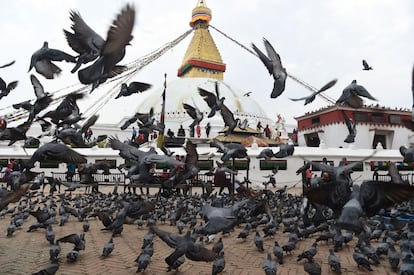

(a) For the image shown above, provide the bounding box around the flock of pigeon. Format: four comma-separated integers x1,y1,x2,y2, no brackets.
1,2,414,274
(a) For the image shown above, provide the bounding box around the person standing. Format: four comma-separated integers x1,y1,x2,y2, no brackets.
196,123,201,138
205,122,211,138
264,124,271,139
131,127,137,142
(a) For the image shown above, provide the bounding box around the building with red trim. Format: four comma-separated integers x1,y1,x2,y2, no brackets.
295,104,413,149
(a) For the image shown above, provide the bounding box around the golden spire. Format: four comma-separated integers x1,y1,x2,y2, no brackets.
177,0,226,80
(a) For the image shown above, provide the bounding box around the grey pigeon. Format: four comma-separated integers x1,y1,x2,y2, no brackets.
218,103,240,136
63,10,105,73
78,4,135,91
210,139,249,161
28,41,76,79
328,248,341,273
262,252,277,275
45,224,55,244
183,102,203,136
274,144,295,158
115,82,152,99
289,79,337,105
32,259,59,275
25,141,87,169
342,110,357,143
353,248,373,271
198,81,225,118
304,260,321,275
0,60,15,68
362,59,373,70
336,80,377,108
400,145,414,163
252,37,287,99
101,237,114,258
273,241,284,264
212,251,225,275
254,230,264,252
0,77,18,100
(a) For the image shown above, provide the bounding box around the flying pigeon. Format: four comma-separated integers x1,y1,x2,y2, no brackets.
252,37,287,99
289,79,337,105
78,4,135,91
28,41,76,79
362,59,373,70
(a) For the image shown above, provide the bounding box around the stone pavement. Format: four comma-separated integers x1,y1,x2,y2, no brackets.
0,186,401,274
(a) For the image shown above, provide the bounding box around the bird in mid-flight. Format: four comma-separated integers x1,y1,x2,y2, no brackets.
362,59,373,70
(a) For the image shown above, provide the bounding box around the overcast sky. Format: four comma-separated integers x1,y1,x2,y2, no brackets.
0,0,413,126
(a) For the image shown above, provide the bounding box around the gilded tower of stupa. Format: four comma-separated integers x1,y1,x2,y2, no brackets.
177,0,226,80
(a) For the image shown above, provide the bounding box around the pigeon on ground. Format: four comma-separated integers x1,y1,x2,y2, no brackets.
212,251,225,275
262,252,277,275
101,237,114,258
252,37,287,99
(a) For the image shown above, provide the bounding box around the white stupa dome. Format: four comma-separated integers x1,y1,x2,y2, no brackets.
132,77,273,137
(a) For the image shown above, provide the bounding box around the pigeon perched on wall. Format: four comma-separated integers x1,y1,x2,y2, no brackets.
28,41,76,79
252,37,287,99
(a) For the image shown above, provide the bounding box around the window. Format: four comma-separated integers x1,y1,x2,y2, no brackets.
223,160,250,170
96,159,117,169
311,116,320,124
389,115,401,124
0,159,8,168
40,160,60,169
371,113,386,122
354,112,369,122
304,132,320,147
259,160,287,170
372,134,387,149
196,160,213,170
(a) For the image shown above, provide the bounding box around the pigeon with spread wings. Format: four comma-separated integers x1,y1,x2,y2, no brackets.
28,41,76,79
63,10,105,73
336,80,377,108
25,141,87,169
362,59,373,70
289,79,337,105
252,37,287,99
218,103,239,136
115,82,152,99
78,4,135,91
341,110,357,143
183,102,203,137
198,82,225,118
